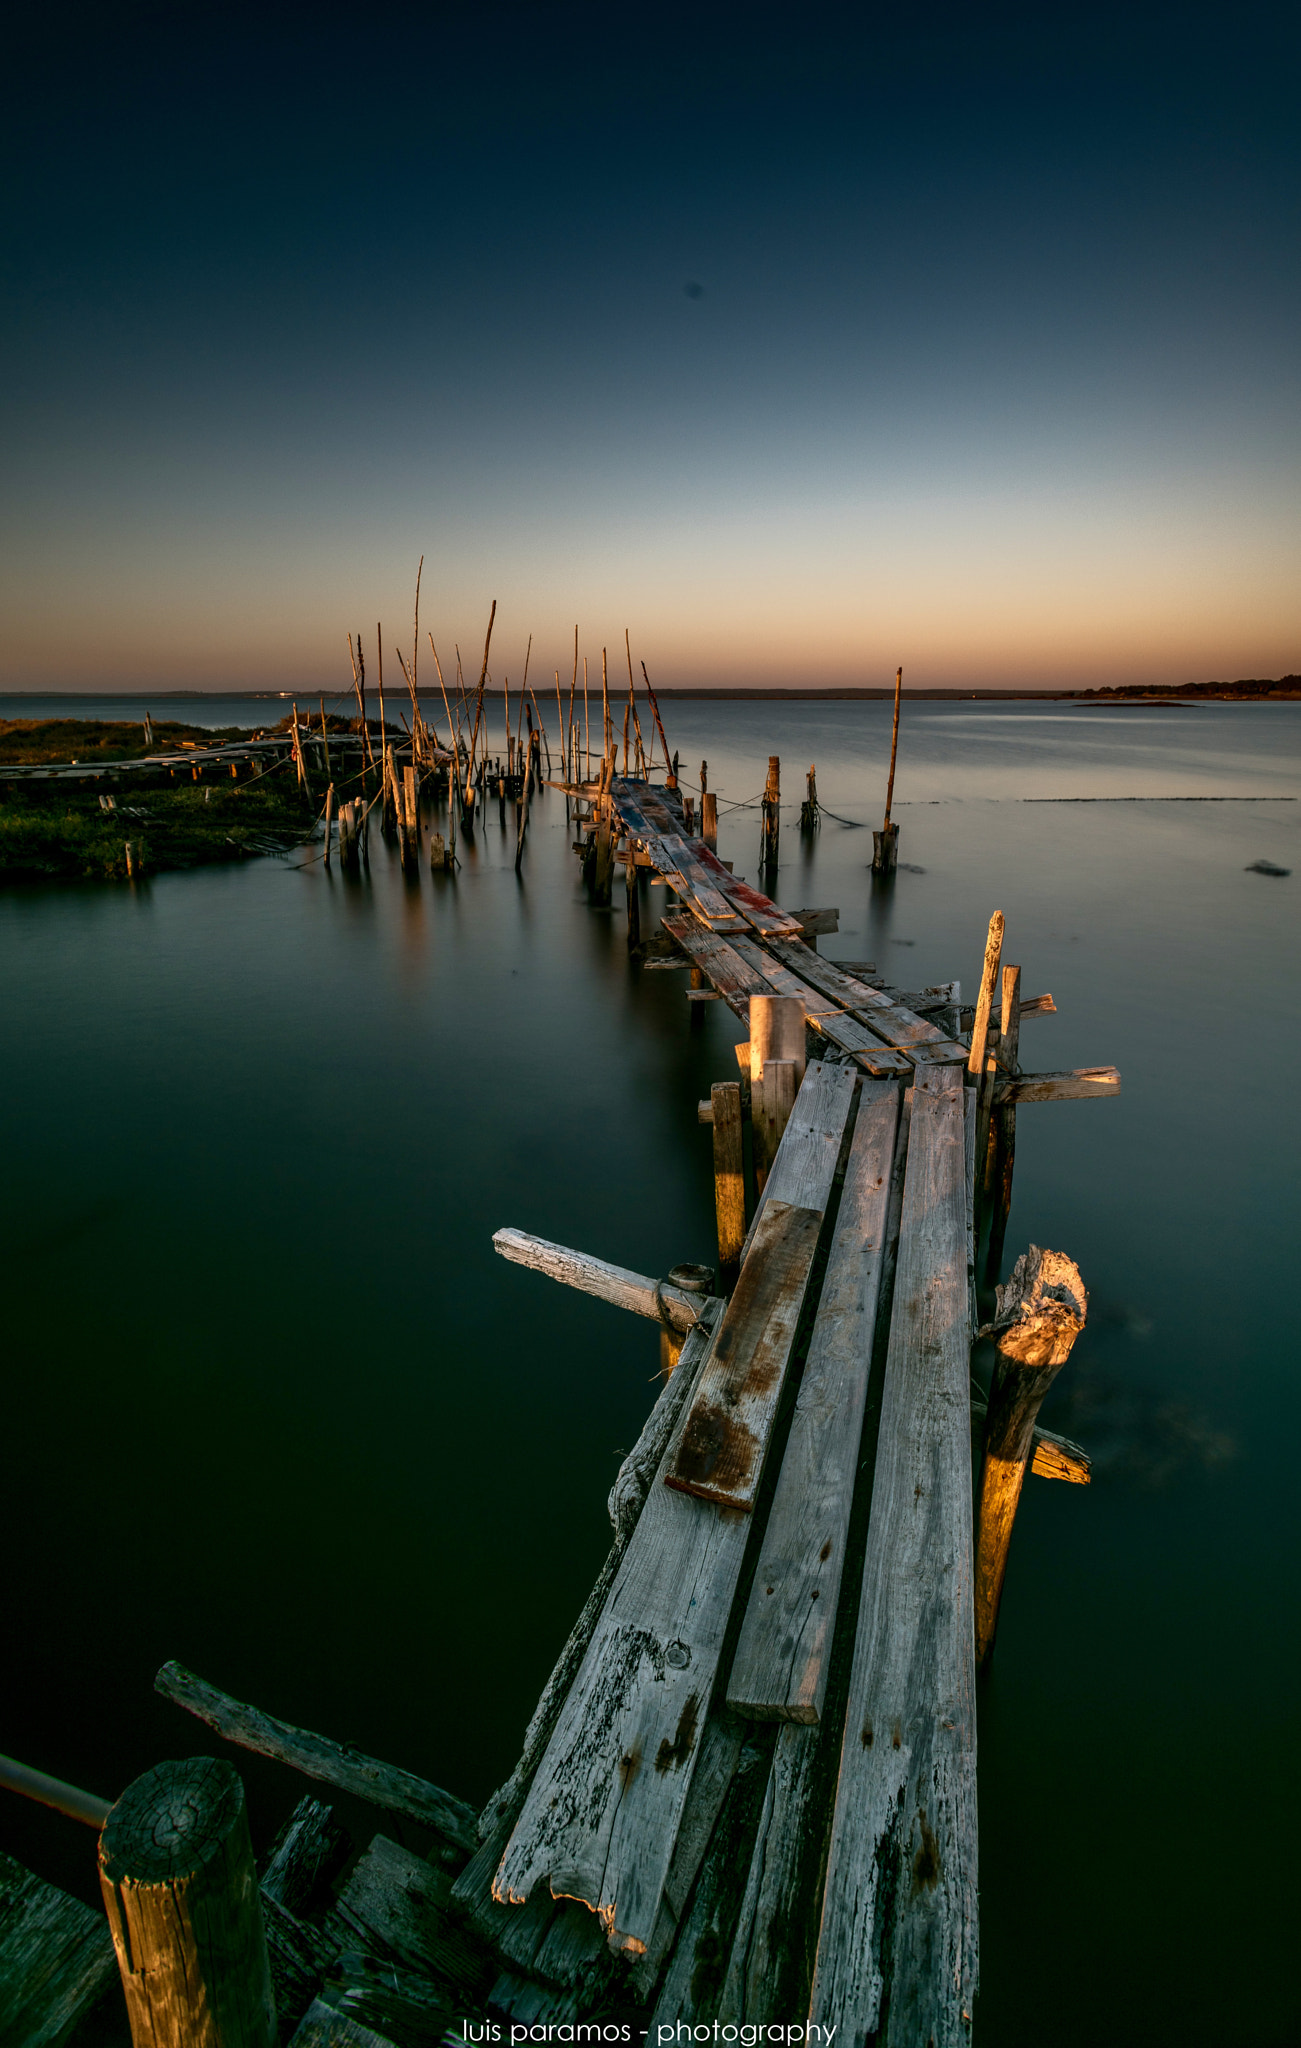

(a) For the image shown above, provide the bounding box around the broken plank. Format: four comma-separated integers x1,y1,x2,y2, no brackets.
993,1066,1120,1105
809,1063,977,2048
331,1836,493,2003
661,912,778,1017
647,1737,776,2027
764,937,968,1063
727,933,911,1076
491,1229,716,1334
0,1849,118,2048
154,1662,477,1855
494,1071,854,1959
727,1077,902,1718
476,1299,725,1842
628,1713,748,2005
717,1723,822,2023
665,1199,823,1510
689,842,804,937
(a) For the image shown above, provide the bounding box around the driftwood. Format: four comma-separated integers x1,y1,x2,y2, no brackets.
975,1248,1088,1663
154,1661,477,1855
993,1065,1120,1105
491,1228,716,1334
810,1064,977,2048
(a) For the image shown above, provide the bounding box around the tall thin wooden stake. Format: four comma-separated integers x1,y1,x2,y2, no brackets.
601,647,612,770
376,625,387,766
568,627,579,782
968,909,1005,1229
641,661,672,780
583,656,591,780
872,665,904,870
985,963,1022,1280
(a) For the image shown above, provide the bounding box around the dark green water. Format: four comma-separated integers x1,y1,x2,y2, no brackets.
2,698,1297,2044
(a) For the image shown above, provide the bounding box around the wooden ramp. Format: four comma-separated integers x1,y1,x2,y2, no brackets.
480,1058,979,2042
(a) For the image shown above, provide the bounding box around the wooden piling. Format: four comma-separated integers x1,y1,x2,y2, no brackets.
753,1058,800,1195
322,782,334,868
974,1247,1087,1664
711,1081,747,1289
760,756,780,871
968,910,1005,1230
592,819,613,905
800,763,819,832
872,666,903,872
985,963,1021,1279
124,841,139,879
749,994,806,1088
701,790,718,851
625,860,641,946
99,1756,275,2048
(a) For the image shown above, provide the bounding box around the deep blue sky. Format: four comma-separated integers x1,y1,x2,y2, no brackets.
3,1,1298,691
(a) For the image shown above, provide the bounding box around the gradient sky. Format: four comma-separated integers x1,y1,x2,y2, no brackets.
3,1,1298,693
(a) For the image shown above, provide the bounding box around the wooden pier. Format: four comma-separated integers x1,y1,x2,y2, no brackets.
1,740,1118,2048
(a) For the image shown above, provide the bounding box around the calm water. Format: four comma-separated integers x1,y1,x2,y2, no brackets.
2,697,1298,2045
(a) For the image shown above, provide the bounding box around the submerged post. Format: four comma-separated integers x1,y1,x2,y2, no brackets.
800,763,819,832
760,756,780,872
99,1756,275,2048
975,1247,1087,1665
872,665,903,872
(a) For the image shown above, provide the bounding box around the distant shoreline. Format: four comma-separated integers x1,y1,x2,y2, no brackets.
1,677,1297,704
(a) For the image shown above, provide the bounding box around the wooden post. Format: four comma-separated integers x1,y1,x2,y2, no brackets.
975,1247,1087,1664
872,666,903,871
760,756,780,871
800,763,819,832
753,1057,799,1194
985,963,1021,1280
592,818,613,905
318,696,332,780
515,757,531,871
682,794,695,835
701,790,718,851
403,765,419,866
430,829,448,871
99,1756,275,2048
711,1081,746,1290
124,841,138,879
968,910,1005,1233
748,994,806,1089
322,782,335,868
625,860,641,946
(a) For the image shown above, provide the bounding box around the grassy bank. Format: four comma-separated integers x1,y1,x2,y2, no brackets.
0,716,267,765
0,775,317,880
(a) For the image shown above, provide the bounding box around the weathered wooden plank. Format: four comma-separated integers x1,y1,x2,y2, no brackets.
810,1063,977,2048
491,1228,715,1334
764,937,968,1062
717,1723,821,2023
727,933,912,1076
307,1954,456,2046
475,1299,724,1843
727,1078,902,1720
994,1066,1120,1105
746,1058,858,1245
492,1461,754,1954
332,1836,493,2002
154,1662,477,1855
495,1068,854,1958
665,1198,823,1510
289,2000,393,2048
711,1082,746,1286
647,1738,776,2027
0,1849,117,2048
661,912,776,1018
688,841,804,937
627,1712,749,2004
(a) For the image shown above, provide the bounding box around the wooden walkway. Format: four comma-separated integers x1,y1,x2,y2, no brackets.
1,766,1115,2048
